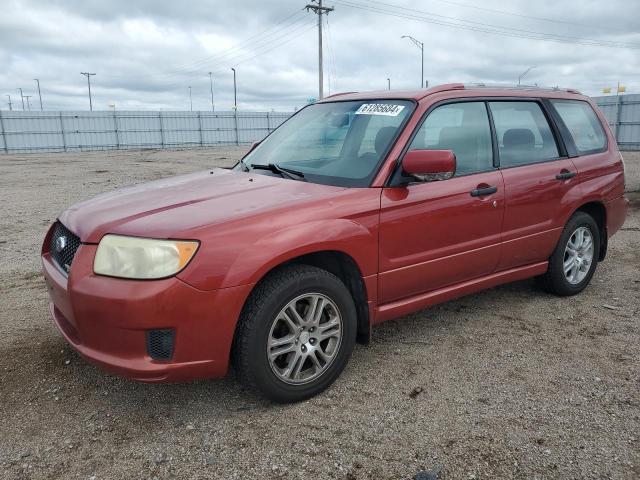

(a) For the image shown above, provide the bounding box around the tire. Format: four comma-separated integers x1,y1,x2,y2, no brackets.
537,211,600,296
233,264,357,403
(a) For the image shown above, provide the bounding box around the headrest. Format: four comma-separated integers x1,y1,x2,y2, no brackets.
503,128,535,148
375,126,397,155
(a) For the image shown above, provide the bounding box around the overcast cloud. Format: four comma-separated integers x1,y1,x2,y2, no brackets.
1,0,639,112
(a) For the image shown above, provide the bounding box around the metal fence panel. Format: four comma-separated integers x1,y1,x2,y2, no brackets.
0,110,293,154
593,94,640,151
3,99,640,154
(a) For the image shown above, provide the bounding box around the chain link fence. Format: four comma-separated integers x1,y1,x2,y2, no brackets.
0,110,292,154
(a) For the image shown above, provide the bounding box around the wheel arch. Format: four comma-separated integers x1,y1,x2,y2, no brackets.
233,250,371,357
573,201,607,260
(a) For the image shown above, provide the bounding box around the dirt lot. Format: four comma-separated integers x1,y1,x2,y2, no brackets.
0,148,638,480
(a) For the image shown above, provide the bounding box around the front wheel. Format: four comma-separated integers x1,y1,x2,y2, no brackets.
233,265,357,403
537,211,600,296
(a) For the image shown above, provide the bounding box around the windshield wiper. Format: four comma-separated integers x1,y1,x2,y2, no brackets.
251,163,306,181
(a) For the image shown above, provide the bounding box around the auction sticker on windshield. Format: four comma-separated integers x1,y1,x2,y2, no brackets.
355,104,405,116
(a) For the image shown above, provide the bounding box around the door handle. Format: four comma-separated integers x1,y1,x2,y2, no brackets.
556,171,576,180
470,186,498,197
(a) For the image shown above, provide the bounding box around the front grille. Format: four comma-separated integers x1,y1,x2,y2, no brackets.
147,329,175,361
49,222,81,276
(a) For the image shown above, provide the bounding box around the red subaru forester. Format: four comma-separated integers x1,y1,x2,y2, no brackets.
42,84,628,402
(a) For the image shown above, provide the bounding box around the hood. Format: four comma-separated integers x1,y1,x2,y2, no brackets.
59,168,345,243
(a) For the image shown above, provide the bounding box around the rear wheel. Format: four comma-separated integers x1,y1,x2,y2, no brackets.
537,211,600,296
233,265,357,403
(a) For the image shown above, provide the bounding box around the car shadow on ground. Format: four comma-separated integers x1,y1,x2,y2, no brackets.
2,277,553,424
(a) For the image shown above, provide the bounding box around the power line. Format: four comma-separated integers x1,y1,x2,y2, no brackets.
228,23,317,69
153,20,316,91
424,0,603,30
356,0,640,47
334,0,640,49
101,9,310,80
324,15,338,95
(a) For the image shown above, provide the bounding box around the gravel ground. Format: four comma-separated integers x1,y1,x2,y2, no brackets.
0,148,638,480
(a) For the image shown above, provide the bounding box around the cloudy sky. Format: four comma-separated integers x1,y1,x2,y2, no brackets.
1,0,639,112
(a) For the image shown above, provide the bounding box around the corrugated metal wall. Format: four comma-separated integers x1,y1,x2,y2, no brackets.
593,94,640,151
2,98,638,154
0,110,291,154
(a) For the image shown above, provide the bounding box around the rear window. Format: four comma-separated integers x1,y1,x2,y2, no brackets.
551,100,607,154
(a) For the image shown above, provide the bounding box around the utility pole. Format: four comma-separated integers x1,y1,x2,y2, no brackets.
208,72,214,112
34,78,43,110
306,0,334,100
17,88,25,110
80,72,96,111
401,35,424,88
6,95,12,111
387,78,391,90
24,95,32,111
188,86,193,111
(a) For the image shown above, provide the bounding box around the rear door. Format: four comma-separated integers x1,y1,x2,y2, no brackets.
378,101,504,304
489,100,581,271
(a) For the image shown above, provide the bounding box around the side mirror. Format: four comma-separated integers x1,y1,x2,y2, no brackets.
402,149,456,182
247,141,261,154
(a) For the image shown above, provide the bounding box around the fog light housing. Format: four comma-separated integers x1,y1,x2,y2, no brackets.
147,329,175,361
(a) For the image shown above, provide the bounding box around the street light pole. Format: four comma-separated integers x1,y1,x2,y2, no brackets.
24,95,32,111
80,72,96,111
17,88,25,111
231,68,237,111
387,78,391,90
517,66,536,86
208,72,214,112
401,35,424,88
188,86,193,111
34,78,43,110
5,95,12,111
231,67,238,146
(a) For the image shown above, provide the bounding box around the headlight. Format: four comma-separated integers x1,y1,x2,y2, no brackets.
94,235,199,279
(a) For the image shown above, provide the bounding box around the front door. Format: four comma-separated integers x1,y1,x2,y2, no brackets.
378,101,504,304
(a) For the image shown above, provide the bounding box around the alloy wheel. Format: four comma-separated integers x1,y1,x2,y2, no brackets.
563,226,594,285
267,293,343,385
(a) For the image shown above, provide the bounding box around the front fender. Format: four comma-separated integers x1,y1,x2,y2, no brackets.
235,218,377,287
177,188,382,292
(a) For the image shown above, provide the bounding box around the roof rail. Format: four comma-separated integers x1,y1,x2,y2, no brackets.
464,83,581,94
425,83,465,95
322,91,358,100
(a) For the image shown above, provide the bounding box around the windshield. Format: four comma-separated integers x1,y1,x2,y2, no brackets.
237,100,414,187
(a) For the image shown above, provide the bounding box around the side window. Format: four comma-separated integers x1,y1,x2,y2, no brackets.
409,102,493,176
489,101,559,167
551,100,606,154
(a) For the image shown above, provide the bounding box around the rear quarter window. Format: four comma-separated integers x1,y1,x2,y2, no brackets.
551,100,607,154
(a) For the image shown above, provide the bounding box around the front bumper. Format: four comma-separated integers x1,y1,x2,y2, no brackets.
42,240,252,383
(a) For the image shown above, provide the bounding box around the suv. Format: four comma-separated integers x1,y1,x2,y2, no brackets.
42,84,628,402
